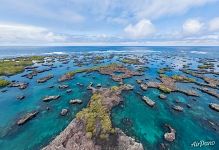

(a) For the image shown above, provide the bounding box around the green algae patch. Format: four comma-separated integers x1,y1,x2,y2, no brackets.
172,75,195,82
111,86,119,92
76,93,114,139
121,58,142,65
158,85,172,93
66,63,121,77
0,79,10,87
0,56,44,76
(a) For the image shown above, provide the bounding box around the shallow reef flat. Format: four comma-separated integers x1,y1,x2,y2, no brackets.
0,50,219,150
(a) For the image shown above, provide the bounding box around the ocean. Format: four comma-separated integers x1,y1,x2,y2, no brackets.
0,46,218,150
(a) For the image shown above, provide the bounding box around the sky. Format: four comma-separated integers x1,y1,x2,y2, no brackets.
0,0,219,46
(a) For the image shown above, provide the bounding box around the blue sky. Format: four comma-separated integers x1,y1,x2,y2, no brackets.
0,0,219,46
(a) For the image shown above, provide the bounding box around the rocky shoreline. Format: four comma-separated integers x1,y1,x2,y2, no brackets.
43,84,144,150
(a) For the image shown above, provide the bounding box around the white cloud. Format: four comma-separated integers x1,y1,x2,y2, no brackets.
182,19,203,34
0,23,66,44
124,19,156,38
136,0,215,20
209,17,219,31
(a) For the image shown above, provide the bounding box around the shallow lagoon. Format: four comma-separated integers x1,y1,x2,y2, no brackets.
0,46,219,150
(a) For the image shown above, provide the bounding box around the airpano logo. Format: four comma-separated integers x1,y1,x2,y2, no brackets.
191,140,215,148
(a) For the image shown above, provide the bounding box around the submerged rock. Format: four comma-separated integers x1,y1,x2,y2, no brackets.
142,96,155,107
209,103,219,112
17,111,39,125
43,95,60,102
66,89,72,93
159,94,167,99
96,83,101,87
16,95,25,100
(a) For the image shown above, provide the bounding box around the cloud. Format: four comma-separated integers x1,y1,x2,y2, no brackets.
182,19,203,34
0,23,66,45
136,0,215,20
124,19,156,38
209,17,219,31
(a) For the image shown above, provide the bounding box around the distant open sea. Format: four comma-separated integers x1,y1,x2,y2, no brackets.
0,46,219,58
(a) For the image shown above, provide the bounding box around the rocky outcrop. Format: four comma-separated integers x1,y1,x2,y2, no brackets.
164,124,176,142
43,85,144,150
17,111,39,125
43,120,143,150
59,85,69,89
43,95,60,102
172,105,183,112
9,82,28,89
142,96,155,107
140,83,148,91
37,75,53,83
16,95,25,100
197,87,219,99
60,109,68,116
69,99,82,104
159,94,166,99
209,103,219,112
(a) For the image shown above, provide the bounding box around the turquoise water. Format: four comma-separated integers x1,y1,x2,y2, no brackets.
0,46,219,150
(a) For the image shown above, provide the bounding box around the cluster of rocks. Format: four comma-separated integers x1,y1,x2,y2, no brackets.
43,84,144,150
22,68,52,79
9,82,28,89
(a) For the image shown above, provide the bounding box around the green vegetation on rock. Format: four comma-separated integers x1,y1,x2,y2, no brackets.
158,85,172,93
121,58,142,65
0,56,44,76
76,93,114,139
172,75,195,82
0,79,10,87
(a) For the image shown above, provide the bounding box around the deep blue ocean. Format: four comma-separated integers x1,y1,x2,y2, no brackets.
0,46,219,150
0,46,219,58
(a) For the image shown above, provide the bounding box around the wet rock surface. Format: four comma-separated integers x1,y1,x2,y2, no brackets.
164,124,176,142
43,95,60,102
209,103,219,112
17,111,39,125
